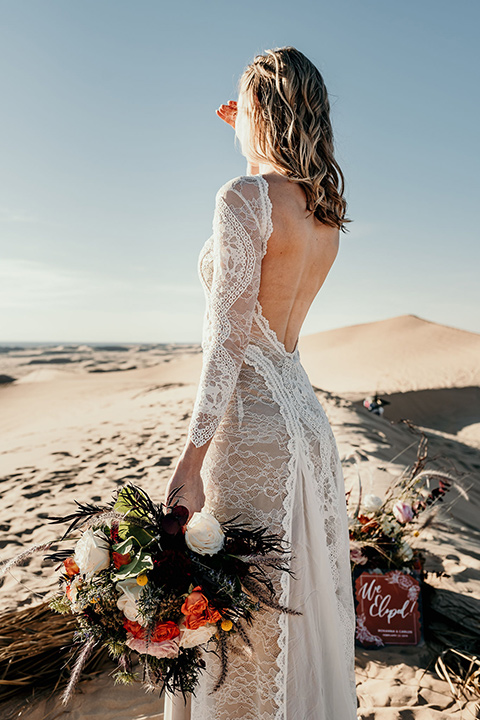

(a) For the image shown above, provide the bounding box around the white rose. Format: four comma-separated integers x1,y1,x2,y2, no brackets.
116,578,148,626
184,511,224,556
74,528,110,578
362,494,383,513
178,622,217,649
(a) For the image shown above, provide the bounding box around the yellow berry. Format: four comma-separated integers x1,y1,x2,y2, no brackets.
221,619,233,632
137,574,148,586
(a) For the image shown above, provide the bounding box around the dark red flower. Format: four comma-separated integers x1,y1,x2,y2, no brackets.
152,549,193,592
171,505,189,525
161,506,189,535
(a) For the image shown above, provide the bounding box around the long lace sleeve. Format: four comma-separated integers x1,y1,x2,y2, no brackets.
187,175,270,448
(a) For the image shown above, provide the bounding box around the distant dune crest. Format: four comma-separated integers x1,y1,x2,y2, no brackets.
300,313,480,396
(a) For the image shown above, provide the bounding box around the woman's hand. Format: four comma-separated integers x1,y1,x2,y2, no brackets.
216,100,237,129
164,460,205,521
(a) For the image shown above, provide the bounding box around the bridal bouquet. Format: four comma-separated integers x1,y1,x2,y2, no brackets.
41,483,294,702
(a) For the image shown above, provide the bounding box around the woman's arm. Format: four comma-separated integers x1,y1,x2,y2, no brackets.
164,177,267,517
164,105,264,516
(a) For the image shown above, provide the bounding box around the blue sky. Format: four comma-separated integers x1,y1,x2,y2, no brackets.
1,0,478,343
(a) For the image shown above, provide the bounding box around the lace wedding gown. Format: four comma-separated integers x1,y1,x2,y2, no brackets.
164,174,357,720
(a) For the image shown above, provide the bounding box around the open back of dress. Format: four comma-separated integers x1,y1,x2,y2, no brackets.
164,175,357,720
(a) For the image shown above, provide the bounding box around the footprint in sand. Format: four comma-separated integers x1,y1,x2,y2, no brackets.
23,489,48,499
0,538,22,549
152,457,173,467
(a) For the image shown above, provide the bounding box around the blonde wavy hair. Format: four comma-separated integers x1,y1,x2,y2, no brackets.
238,46,351,232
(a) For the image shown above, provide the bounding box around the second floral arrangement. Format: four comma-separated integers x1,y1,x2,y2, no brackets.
347,431,455,574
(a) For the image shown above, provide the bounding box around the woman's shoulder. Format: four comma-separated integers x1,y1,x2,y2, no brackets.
215,174,264,203
213,175,271,247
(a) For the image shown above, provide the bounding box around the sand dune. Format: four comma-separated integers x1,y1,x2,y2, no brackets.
299,314,480,395
0,343,202,381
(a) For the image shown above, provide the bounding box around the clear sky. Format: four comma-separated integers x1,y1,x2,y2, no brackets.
1,0,479,343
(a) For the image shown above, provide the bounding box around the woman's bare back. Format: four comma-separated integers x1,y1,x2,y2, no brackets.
257,172,340,354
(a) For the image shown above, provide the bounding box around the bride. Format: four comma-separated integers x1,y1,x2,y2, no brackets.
164,46,358,720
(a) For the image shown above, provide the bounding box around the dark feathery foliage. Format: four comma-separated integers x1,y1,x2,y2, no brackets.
48,499,116,540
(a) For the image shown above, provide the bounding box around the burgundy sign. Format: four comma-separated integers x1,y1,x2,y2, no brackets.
354,570,422,647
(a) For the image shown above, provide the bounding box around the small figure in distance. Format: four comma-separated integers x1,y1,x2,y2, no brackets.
363,394,390,416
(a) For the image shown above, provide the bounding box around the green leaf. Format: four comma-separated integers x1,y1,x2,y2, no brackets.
114,551,153,580
113,486,149,519
117,522,154,546
112,537,137,555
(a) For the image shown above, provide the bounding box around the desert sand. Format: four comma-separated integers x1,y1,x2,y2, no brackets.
0,314,479,719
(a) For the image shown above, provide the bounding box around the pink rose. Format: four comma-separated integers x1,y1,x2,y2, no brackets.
392,501,414,524
350,546,368,565
125,636,180,658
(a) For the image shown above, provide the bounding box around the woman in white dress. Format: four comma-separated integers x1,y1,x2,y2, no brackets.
164,46,357,720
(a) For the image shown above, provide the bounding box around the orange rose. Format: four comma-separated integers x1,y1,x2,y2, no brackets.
112,551,131,569
124,618,180,643
63,557,80,577
152,621,180,643
123,618,146,639
180,586,222,630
